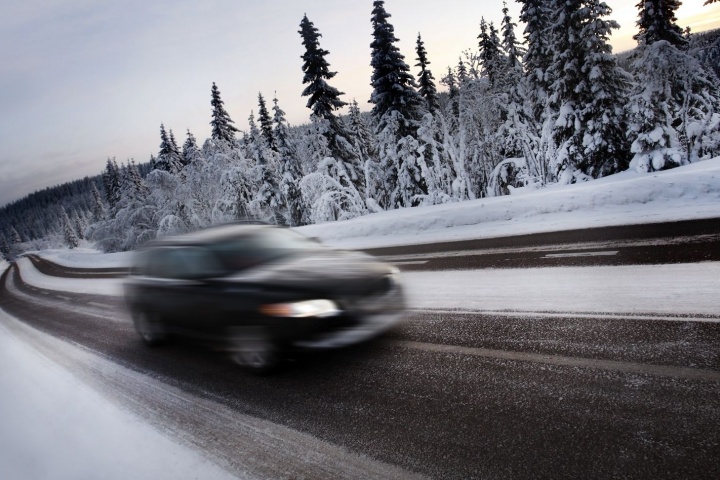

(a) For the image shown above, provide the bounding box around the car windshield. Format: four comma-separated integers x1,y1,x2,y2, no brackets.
208,228,324,271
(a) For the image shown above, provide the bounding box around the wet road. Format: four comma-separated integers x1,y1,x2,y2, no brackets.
2,220,720,480
365,217,720,271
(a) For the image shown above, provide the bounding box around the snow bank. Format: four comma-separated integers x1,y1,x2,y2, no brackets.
35,248,133,269
299,157,720,249
404,262,720,317
0,313,237,480
16,257,123,296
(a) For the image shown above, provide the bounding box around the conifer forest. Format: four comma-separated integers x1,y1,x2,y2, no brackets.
1,0,719,256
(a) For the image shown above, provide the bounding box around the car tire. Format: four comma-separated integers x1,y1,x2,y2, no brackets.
133,310,166,346
229,328,279,375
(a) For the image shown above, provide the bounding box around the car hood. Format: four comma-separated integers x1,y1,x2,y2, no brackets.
219,249,394,294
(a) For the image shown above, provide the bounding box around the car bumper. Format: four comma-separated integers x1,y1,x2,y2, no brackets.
292,286,405,349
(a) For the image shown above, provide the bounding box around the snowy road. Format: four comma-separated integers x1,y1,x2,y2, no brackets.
2,246,720,479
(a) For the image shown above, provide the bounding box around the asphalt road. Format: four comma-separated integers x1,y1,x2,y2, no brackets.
2,219,720,479
365,217,720,271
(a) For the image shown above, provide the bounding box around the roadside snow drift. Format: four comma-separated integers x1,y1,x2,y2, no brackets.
299,157,720,250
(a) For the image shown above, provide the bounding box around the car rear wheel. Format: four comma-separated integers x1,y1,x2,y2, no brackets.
228,328,278,374
133,310,166,346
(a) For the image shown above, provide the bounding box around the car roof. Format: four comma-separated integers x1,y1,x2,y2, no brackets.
143,223,272,248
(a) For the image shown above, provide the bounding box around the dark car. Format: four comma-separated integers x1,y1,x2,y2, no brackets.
123,223,404,372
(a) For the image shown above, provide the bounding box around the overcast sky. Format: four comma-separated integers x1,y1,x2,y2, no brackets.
1,0,718,208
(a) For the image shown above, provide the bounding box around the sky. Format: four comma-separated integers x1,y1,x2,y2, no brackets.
1,0,718,208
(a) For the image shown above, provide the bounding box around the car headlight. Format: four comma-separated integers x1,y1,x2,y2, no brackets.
387,266,401,285
259,299,340,318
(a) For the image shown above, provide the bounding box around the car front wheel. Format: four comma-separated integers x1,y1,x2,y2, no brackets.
228,328,279,374
133,310,166,346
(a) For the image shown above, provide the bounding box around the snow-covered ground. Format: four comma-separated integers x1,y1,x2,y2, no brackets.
0,311,237,480
16,257,123,296
34,248,133,269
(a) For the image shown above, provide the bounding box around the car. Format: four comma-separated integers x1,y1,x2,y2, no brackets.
123,223,405,373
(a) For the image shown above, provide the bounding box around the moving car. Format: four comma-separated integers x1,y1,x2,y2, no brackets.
124,223,404,372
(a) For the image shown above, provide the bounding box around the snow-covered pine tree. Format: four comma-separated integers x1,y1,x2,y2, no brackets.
546,0,630,181
298,15,347,122
498,2,545,185
247,111,283,224
169,129,180,156
478,19,506,90
441,67,460,121
370,0,426,208
9,226,22,245
0,234,10,260
627,0,720,170
297,14,365,198
181,129,204,166
154,124,184,173
61,207,79,249
90,183,106,221
273,95,305,226
415,33,439,113
101,158,122,209
633,0,687,47
370,0,424,133
257,93,275,150
72,210,86,240
210,82,238,143
518,0,553,124
501,2,525,74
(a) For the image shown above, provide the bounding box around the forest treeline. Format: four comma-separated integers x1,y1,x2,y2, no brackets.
1,0,719,257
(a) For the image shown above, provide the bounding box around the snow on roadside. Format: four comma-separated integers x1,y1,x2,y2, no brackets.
15,251,720,318
299,157,720,250
403,262,720,317
16,257,123,296
35,248,133,269
0,312,239,480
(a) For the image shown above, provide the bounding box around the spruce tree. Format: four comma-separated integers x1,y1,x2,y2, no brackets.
101,158,122,208
298,14,347,122
415,33,439,113
369,0,423,134
518,0,553,124
210,82,238,143
154,124,183,173
61,207,79,249
9,226,22,245
90,184,106,221
634,0,686,47
501,2,525,74
0,234,10,260
478,18,505,89
273,95,305,226
257,93,275,149
181,129,203,166
546,0,630,179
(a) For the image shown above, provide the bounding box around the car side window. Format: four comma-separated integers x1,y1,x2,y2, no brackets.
175,247,224,279
145,247,223,279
